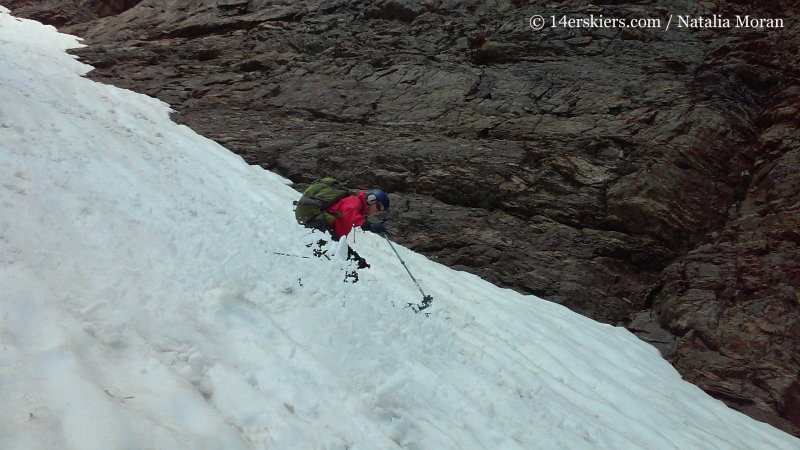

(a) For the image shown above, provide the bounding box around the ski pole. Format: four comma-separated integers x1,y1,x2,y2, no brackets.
270,251,310,259
381,233,433,311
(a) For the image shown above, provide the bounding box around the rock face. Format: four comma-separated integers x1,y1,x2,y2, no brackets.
7,0,799,435
5,0,142,26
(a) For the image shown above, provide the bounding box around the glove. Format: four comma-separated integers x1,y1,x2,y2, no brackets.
361,221,387,235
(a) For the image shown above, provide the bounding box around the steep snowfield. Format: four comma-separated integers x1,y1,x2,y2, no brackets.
0,7,798,449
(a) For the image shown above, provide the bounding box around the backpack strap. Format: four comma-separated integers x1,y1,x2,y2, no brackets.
297,190,351,211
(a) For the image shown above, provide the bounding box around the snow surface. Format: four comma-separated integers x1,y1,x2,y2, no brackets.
0,7,798,449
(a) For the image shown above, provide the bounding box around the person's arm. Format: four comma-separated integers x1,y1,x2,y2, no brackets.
361,220,386,234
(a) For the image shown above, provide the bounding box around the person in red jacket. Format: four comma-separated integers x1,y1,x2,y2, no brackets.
314,188,389,270
326,189,389,241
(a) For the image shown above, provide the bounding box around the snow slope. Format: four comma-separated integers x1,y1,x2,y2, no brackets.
0,7,798,449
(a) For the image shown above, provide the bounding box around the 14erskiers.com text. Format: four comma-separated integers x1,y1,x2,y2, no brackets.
545,15,784,30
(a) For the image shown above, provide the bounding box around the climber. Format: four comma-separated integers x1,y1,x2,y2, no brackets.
327,188,389,241
294,178,390,241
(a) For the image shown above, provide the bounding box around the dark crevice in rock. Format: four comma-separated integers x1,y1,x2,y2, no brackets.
93,0,143,18
160,20,265,40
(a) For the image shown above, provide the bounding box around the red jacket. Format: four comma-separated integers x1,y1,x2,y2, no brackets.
327,192,367,240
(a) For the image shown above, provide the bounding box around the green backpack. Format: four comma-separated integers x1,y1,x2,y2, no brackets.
293,178,353,231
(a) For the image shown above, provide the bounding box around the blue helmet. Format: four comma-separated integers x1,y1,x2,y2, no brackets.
366,189,389,212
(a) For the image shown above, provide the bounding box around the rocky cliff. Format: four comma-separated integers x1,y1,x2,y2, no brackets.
6,0,799,436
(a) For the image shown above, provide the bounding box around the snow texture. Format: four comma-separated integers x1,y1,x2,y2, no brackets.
0,7,798,450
